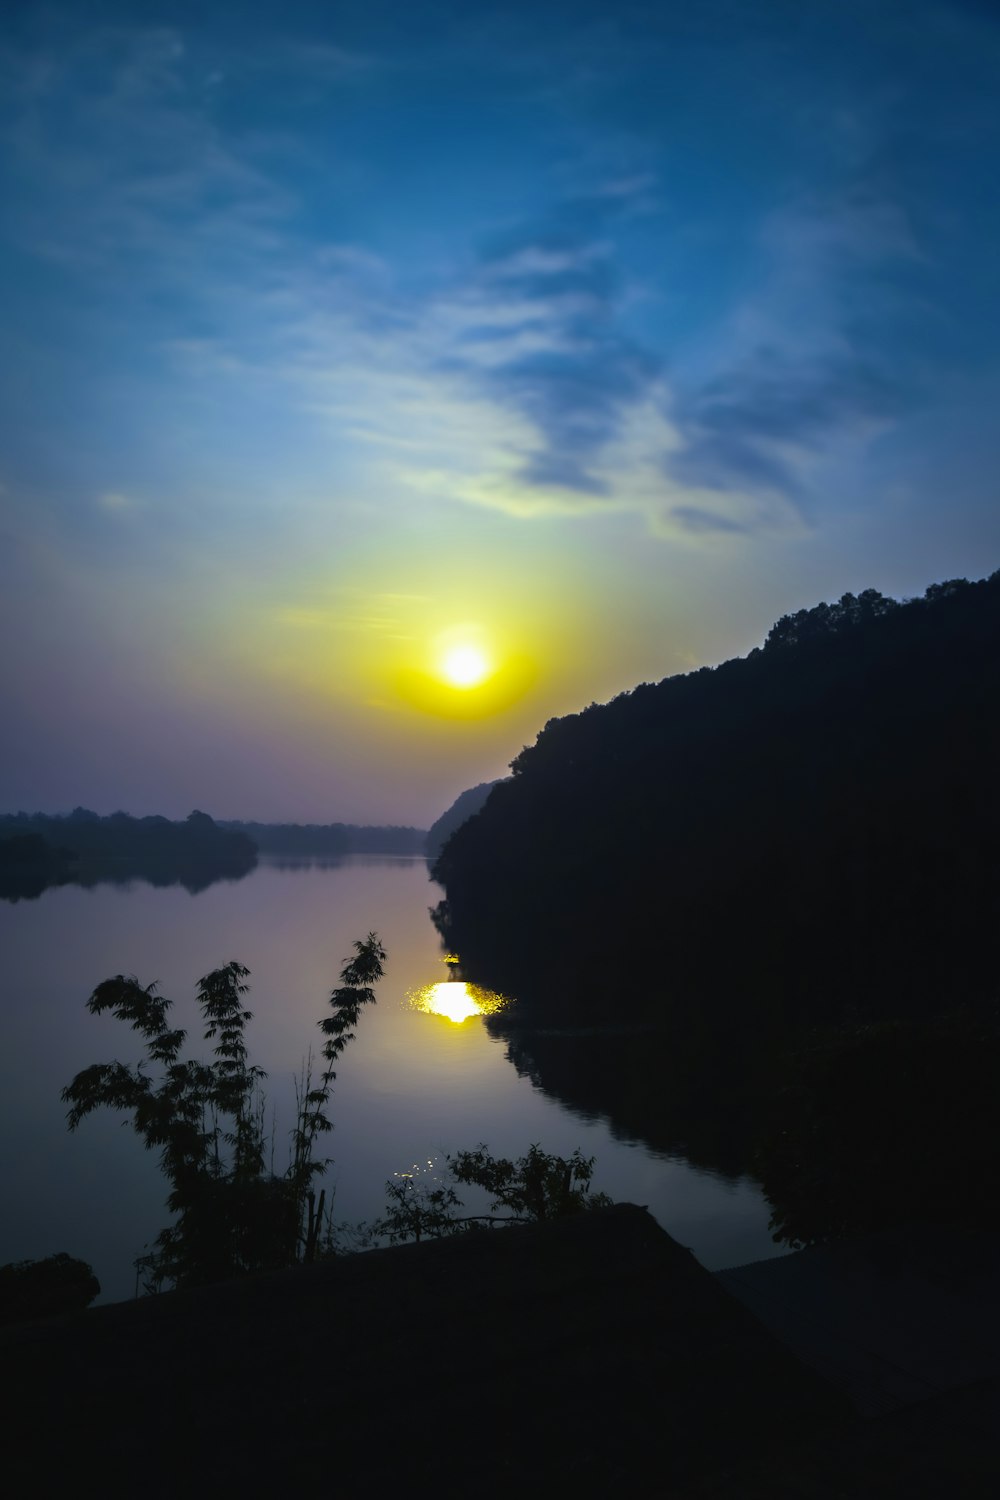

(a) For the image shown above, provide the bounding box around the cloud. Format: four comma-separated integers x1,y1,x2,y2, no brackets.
760,187,924,272
161,205,807,540
0,16,939,548
0,22,294,279
330,201,807,536
273,589,430,637
673,354,906,500
97,490,136,513
670,507,749,536
668,169,932,508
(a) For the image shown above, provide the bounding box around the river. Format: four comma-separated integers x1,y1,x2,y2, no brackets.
0,855,787,1302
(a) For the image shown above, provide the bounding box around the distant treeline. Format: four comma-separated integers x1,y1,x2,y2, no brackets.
433,574,1000,1041
0,808,256,899
0,833,76,897
0,808,430,900
219,821,427,856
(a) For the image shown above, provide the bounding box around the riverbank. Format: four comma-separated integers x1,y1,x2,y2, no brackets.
10,1205,997,1494
4,1205,843,1493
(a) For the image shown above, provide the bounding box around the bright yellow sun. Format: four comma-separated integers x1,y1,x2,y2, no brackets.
440,643,491,689
390,622,535,717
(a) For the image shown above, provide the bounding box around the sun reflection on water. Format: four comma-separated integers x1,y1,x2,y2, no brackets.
408,977,509,1024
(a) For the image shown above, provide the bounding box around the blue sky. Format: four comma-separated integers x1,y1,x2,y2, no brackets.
2,0,998,823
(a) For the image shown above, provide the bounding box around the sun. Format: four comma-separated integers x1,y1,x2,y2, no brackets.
392,621,535,717
440,642,491,689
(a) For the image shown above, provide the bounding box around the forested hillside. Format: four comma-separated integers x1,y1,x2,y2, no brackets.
424,781,501,859
433,574,1000,1050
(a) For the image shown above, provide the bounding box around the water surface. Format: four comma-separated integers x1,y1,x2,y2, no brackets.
0,856,787,1301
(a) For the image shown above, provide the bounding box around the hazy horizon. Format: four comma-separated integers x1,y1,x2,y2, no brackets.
3,1,998,826
1,801,439,826
2,559,994,830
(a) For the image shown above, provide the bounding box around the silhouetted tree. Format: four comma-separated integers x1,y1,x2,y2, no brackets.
0,1254,100,1324
373,1162,464,1245
370,1145,614,1244
62,934,386,1290
448,1144,613,1222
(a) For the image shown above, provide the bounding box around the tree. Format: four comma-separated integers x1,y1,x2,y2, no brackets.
373,1161,464,1245
370,1145,615,1246
0,1254,100,1324
62,933,385,1290
448,1143,613,1221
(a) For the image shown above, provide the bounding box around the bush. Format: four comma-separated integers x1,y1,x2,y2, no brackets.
62,935,385,1290
0,1254,100,1324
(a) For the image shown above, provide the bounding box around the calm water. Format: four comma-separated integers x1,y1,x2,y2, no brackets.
0,856,786,1302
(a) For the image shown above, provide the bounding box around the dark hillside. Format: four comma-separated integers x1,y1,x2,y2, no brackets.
424,778,502,859
432,574,1000,1051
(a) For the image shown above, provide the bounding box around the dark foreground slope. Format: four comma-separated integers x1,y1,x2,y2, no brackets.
433,575,1000,1045
6,1209,997,1496
0,1207,846,1495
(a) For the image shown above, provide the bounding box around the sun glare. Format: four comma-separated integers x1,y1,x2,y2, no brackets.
389,620,536,719
440,643,490,689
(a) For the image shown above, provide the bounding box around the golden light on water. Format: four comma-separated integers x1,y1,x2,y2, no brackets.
419,982,482,1023
409,978,509,1024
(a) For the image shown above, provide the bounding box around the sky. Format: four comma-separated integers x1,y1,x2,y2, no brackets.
2,0,998,826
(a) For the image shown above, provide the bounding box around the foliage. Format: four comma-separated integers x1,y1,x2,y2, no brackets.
371,1145,614,1245
755,1011,1000,1248
62,934,385,1290
762,587,899,650
0,1253,100,1325
449,1143,613,1220
372,1160,465,1245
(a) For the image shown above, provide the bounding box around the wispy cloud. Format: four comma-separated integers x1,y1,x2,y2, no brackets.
670,165,932,510
273,588,430,637
0,12,977,551
177,186,807,538
1,22,810,542
0,23,298,284
96,490,138,514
